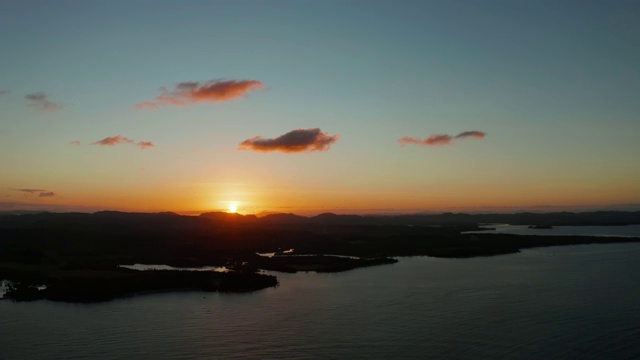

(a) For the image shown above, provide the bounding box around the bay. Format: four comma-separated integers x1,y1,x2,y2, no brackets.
2,242,640,359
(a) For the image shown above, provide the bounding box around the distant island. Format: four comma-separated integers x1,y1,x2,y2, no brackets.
2,210,640,302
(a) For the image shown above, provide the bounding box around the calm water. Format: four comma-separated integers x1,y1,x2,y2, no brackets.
118,264,229,272
2,243,640,360
464,224,640,237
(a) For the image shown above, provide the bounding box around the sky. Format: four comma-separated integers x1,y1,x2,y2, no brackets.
1,0,639,215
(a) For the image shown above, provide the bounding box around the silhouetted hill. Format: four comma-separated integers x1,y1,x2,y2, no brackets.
199,211,257,222
258,213,310,224
260,210,640,226
311,213,365,224
2,210,640,230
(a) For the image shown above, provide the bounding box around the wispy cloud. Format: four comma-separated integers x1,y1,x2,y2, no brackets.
70,140,81,146
239,128,340,153
25,92,63,112
0,90,9,96
136,141,154,149
17,188,47,194
398,134,453,146
17,189,56,198
136,80,265,109
91,135,154,149
399,131,486,147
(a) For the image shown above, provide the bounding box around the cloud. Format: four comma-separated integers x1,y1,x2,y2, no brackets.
398,134,453,146
455,131,486,139
25,92,63,112
0,90,9,96
136,141,154,149
91,135,154,149
136,79,265,109
17,189,56,198
92,135,134,146
399,131,486,147
239,128,340,153
17,188,47,194
70,140,81,146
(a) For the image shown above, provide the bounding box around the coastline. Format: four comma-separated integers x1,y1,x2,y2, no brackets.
2,211,640,303
4,234,640,303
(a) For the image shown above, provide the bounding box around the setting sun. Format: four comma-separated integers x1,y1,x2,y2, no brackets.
3,2,640,359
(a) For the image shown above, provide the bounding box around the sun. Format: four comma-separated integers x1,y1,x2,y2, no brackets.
228,202,238,213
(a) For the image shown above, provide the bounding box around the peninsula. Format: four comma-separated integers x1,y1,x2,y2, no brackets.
2,210,639,302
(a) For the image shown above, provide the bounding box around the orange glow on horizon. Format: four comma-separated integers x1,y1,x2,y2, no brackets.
9,177,638,216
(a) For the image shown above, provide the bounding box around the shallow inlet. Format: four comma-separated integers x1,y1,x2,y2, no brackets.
118,264,230,272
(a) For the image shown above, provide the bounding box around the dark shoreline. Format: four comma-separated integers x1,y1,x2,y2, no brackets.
1,267,278,303
5,235,640,303
2,211,640,303
428,233,640,258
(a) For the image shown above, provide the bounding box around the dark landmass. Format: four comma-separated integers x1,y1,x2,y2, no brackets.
254,210,640,226
1,210,639,302
2,265,277,302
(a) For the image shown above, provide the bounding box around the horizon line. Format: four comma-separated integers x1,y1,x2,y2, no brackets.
2,205,640,218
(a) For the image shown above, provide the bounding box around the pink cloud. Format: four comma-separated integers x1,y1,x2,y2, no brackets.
398,134,453,146
136,80,265,109
239,128,339,153
399,131,487,147
136,141,155,149
91,135,134,146
91,135,154,149
70,140,81,146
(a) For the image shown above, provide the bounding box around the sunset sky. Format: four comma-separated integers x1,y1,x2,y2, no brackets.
1,1,639,215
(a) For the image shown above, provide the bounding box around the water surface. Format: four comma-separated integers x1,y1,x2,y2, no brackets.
465,224,640,237
118,264,229,272
2,243,640,359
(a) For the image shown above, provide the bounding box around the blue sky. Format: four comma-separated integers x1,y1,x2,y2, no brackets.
1,0,639,214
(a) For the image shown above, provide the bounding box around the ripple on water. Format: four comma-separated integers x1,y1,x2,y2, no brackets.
2,243,640,360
